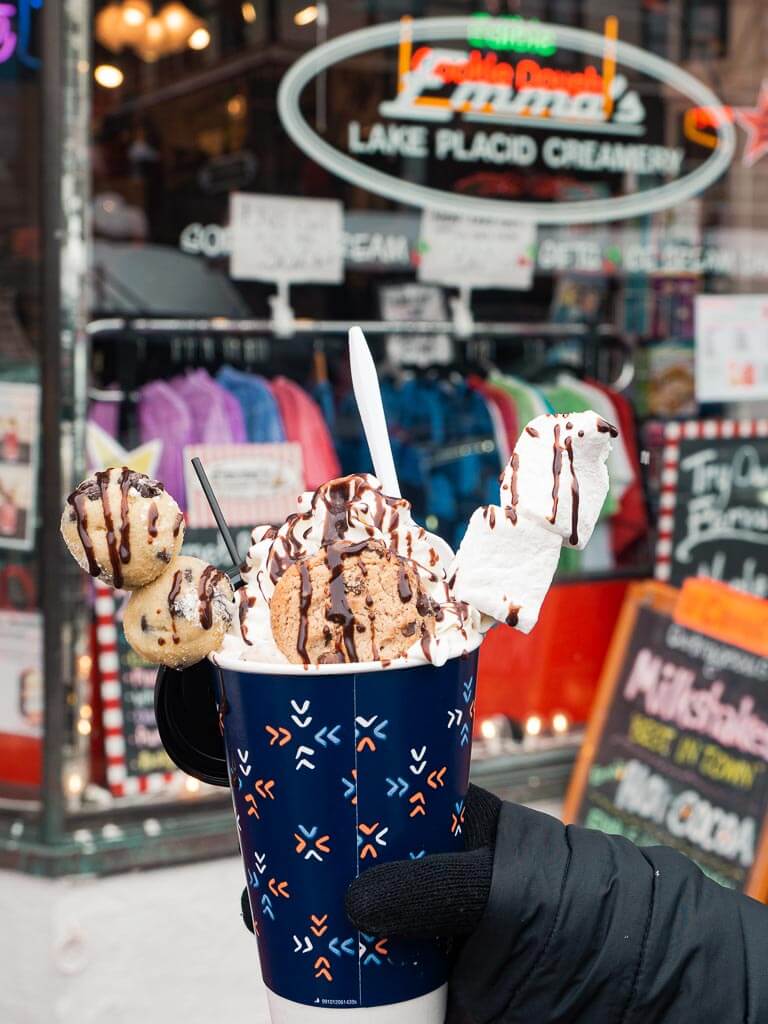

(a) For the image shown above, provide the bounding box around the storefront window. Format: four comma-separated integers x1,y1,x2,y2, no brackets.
2,0,767,894
0,0,44,805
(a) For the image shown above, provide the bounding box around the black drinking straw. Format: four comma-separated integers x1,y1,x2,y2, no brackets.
191,457,245,589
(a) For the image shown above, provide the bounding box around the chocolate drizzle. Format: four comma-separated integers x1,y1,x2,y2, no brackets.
506,605,520,627
525,425,539,438
321,478,353,545
117,467,133,565
325,544,359,662
148,501,159,541
172,512,184,538
198,565,222,630
506,452,519,525
168,569,182,643
67,490,99,577
296,561,313,664
96,469,124,588
564,435,580,546
548,424,563,525
596,417,619,437
397,565,413,603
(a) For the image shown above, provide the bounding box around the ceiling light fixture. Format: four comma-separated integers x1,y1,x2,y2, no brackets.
94,63,125,88
294,5,318,26
122,0,150,25
159,1,197,48
95,3,126,53
96,1,209,61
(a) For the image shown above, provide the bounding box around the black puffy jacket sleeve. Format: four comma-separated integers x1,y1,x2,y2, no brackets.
449,801,768,1023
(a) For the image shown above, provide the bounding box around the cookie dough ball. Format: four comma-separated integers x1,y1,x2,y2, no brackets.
270,541,436,666
123,556,235,668
61,467,184,590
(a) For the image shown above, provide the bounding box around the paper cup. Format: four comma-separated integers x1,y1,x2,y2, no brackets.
210,646,479,1019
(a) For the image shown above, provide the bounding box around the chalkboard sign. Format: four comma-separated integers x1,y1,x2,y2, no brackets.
564,582,768,900
95,583,177,797
655,419,768,596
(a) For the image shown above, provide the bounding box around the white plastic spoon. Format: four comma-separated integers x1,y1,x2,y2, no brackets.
348,325,401,498
348,326,456,570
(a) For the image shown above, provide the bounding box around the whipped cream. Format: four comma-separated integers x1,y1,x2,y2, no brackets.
219,474,483,667
452,411,616,632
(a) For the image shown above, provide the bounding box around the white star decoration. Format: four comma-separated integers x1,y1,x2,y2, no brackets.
86,422,163,477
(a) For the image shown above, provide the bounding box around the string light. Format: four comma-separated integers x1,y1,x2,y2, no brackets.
241,1,257,22
188,26,211,50
552,711,570,735
525,714,542,737
227,94,247,118
77,719,92,737
185,776,201,793
94,64,124,88
294,5,318,26
480,717,498,739
66,771,84,796
77,654,92,679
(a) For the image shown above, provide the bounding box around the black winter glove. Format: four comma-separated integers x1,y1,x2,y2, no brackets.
345,783,500,940
244,788,768,1023
240,783,500,939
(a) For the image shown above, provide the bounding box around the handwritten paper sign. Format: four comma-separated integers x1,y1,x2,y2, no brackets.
229,193,344,284
379,283,453,368
417,210,535,290
183,442,304,529
564,582,768,900
655,419,768,597
695,294,768,402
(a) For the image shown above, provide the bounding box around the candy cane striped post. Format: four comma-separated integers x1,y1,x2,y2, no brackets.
94,581,178,797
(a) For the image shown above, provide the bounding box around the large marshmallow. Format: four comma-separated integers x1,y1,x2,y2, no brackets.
453,409,616,635
451,506,562,634
501,410,614,551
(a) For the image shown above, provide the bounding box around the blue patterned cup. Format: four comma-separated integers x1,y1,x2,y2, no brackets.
212,646,480,1022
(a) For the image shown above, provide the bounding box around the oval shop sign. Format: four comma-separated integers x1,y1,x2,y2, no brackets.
278,16,736,225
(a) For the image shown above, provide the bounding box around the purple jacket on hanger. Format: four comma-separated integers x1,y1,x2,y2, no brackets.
174,368,247,444
138,379,193,509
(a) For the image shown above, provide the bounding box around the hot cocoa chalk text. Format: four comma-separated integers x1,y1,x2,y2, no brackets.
615,758,756,868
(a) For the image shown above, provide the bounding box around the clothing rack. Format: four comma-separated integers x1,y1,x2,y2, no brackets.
88,316,618,339
86,316,634,400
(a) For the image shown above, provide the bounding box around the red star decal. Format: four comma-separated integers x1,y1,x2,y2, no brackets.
734,79,768,168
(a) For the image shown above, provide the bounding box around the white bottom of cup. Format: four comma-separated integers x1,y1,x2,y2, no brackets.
266,984,447,1023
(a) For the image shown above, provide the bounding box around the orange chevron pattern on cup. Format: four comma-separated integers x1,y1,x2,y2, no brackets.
310,913,329,937
265,724,292,746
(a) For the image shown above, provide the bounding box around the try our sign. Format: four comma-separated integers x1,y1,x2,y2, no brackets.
277,16,736,224
655,419,768,598
564,582,768,899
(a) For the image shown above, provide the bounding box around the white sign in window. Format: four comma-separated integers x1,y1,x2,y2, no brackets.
229,193,344,284
695,295,768,402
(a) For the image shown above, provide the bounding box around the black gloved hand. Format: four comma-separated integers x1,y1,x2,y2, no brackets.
345,783,501,940
351,791,768,1024
239,783,500,939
